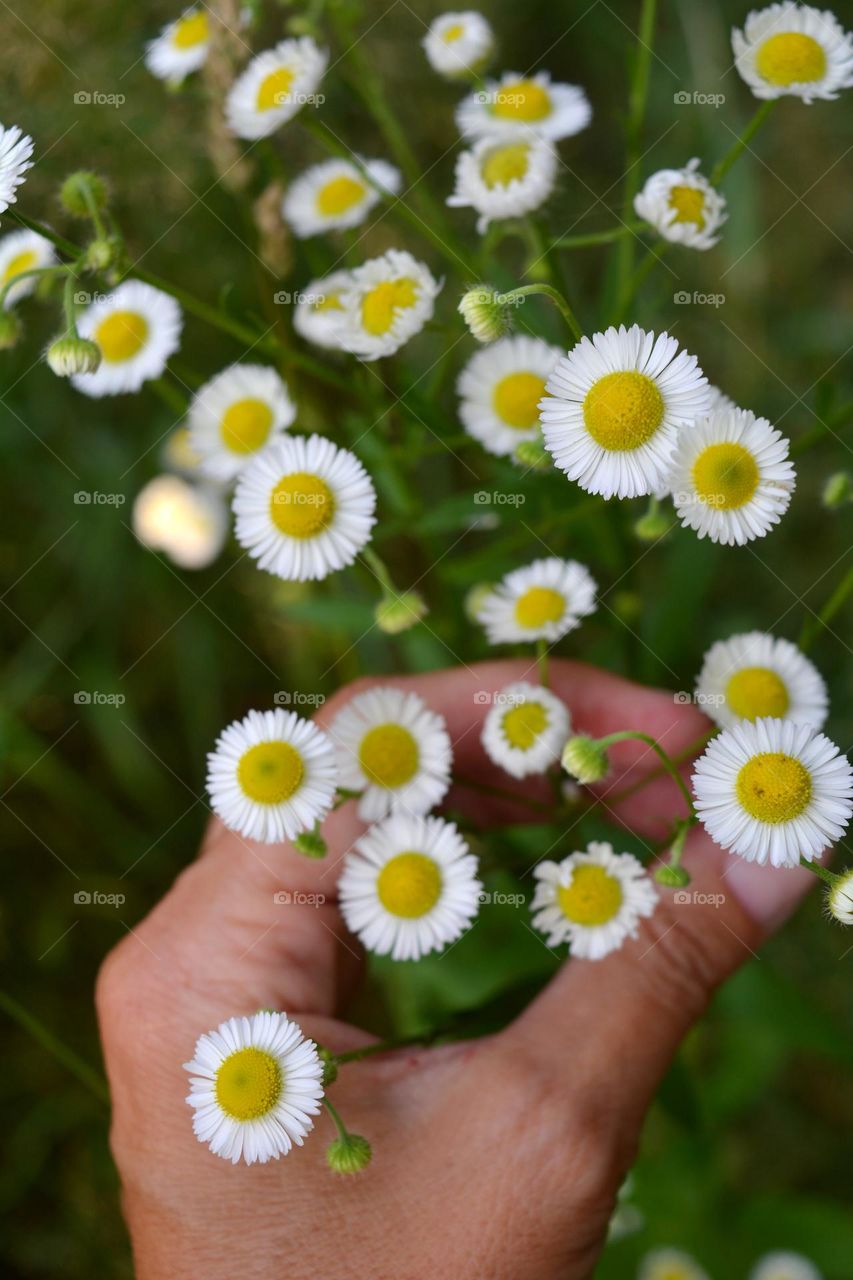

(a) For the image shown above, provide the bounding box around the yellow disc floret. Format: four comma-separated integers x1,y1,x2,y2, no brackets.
2,250,37,285
442,22,465,42
736,752,812,823
257,66,295,112
238,741,304,804
668,184,706,227
557,864,623,926
692,442,759,510
493,370,546,429
270,472,335,538
361,278,418,336
215,1047,282,1120
377,851,442,918
755,32,827,86
583,371,665,450
316,175,366,217
358,723,420,789
173,10,208,49
95,310,149,363
514,585,565,629
481,142,530,188
220,398,274,453
502,701,548,751
492,78,551,121
726,667,790,721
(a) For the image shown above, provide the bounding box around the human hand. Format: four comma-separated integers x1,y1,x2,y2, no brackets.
96,659,815,1280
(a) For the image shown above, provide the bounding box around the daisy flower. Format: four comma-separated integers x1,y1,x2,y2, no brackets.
481,681,570,779
749,1252,823,1280
707,383,739,413
540,324,711,500
696,631,828,730
638,1249,711,1280
0,123,34,216
337,249,441,360
233,433,376,581
282,157,401,239
456,70,592,141
733,4,853,102
339,813,482,961
71,280,182,397
670,405,795,545
0,228,55,309
634,158,727,250
329,685,453,822
293,270,352,349
692,716,853,867
531,841,658,958
447,134,558,233
145,8,210,82
226,38,328,140
184,1011,323,1165
207,707,338,843
132,475,228,569
458,334,562,456
188,363,296,482
422,11,495,79
476,556,598,645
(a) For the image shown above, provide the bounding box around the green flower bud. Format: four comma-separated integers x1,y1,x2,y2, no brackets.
822,471,852,510
464,581,495,623
374,589,428,634
293,828,327,859
655,864,691,888
45,335,102,376
326,1133,372,1174
561,734,610,785
826,868,853,926
60,171,109,218
318,1050,338,1087
634,505,672,542
458,285,512,343
85,236,120,272
513,438,551,470
0,310,22,350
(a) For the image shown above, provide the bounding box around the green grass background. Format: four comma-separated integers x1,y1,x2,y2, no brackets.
1,0,851,1275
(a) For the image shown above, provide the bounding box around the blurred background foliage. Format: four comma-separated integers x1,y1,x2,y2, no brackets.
1,0,851,1276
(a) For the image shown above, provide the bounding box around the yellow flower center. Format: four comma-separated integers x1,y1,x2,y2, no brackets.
172,10,208,49
442,22,465,42
361,278,418,337
315,291,342,312
220,397,274,454
214,1047,282,1120
376,852,442,918
358,723,420,789
316,175,367,217
502,701,548,751
726,667,790,721
237,741,304,804
257,66,295,112
755,32,827,86
493,370,546,429
557,863,623,926
269,472,335,538
736,752,812,823
481,142,530,188
492,78,551,121
691,442,759,510
668,184,706,228
583,370,665,451
95,310,149,363
514,585,565,629
2,249,37,285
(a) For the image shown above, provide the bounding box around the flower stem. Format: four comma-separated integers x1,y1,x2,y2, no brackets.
554,222,647,249
0,990,109,1104
614,0,658,300
0,263,73,311
322,1096,352,1141
499,283,583,342
799,856,836,885
711,100,776,186
799,565,853,653
597,730,695,815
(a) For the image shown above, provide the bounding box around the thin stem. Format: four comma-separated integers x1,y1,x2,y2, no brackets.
332,1032,437,1066
614,0,658,298
791,401,853,456
609,729,713,805
0,991,109,1105
597,730,695,814
711,100,776,186
800,565,853,652
0,263,72,310
62,270,81,338
799,856,836,885
501,283,583,342
322,1096,351,1141
555,222,646,249
360,545,396,595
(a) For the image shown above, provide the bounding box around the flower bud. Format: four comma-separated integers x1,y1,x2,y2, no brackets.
458,285,511,343
374,589,427,634
45,335,102,376
655,864,691,888
318,1050,338,1087
59,171,109,218
85,236,120,272
827,868,853,925
634,505,672,542
561,734,610,785
293,828,327,859
326,1133,372,1174
464,582,494,623
822,471,852,510
0,310,22,350
513,438,551,470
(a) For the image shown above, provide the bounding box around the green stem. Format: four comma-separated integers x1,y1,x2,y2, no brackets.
597,730,695,814
800,565,853,652
361,545,396,595
711,100,776,186
799,856,836,885
0,263,73,310
612,240,671,324
614,0,658,299
0,991,109,1105
791,401,853,456
62,270,81,338
322,1096,351,1141
332,1032,437,1066
555,222,647,249
499,283,583,343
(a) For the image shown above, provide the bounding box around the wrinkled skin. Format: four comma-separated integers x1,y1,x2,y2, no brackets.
97,661,813,1279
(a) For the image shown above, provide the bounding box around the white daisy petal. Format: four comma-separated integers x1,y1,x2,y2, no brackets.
184,1010,324,1164
692,716,853,867
458,334,562,456
456,70,592,141
292,270,352,350
0,123,34,216
733,4,853,102
0,228,55,309
531,840,658,959
540,323,711,499
132,474,228,569
476,556,598,645
481,681,570,779
330,686,453,822
696,631,828,730
188,363,297,482
232,433,376,581
336,249,441,360
670,405,795,545
749,1250,824,1280
422,12,495,79
339,813,482,961
71,280,183,397
226,38,328,140
282,157,401,238
634,157,727,250
447,135,558,233
207,706,338,843
145,8,210,82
